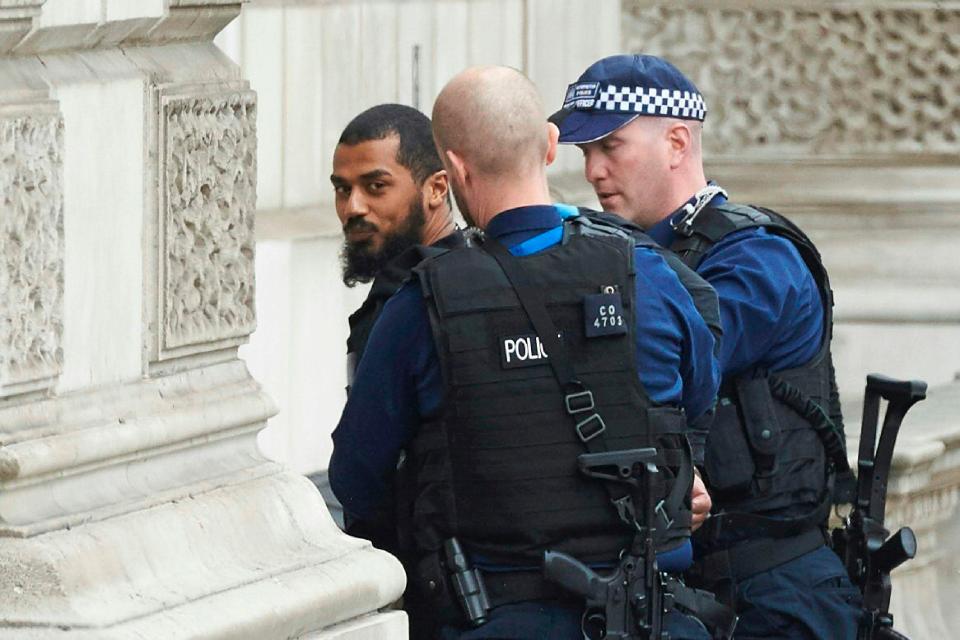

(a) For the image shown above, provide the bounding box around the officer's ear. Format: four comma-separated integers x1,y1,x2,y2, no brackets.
545,122,560,167
444,149,468,188
422,169,449,210
666,121,692,169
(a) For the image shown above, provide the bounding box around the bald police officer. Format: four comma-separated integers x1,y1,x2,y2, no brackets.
552,54,862,639
330,66,724,639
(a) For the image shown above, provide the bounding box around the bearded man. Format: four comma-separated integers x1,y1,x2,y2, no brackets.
332,103,463,388
327,103,462,553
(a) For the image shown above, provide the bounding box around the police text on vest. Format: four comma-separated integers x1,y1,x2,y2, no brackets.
500,333,550,369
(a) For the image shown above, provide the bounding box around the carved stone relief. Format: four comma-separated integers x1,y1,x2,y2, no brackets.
623,3,960,158
160,91,257,357
0,112,64,393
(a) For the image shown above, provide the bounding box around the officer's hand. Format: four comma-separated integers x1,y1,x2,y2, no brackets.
691,470,711,532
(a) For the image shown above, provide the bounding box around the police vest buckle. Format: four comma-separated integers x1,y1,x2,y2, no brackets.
576,413,606,443
565,389,595,415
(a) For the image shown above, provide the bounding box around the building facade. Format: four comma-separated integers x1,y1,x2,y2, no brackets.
0,0,956,637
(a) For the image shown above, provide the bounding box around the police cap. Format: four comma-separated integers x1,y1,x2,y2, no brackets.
550,54,707,145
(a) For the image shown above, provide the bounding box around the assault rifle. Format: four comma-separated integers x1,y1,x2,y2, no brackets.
544,447,671,639
832,374,926,640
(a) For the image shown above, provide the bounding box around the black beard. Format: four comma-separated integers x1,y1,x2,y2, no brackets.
340,197,427,287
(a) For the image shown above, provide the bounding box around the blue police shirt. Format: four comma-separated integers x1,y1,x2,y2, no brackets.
329,204,720,571
647,193,823,378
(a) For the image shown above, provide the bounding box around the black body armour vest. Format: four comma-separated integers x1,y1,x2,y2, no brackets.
410,218,694,566
671,203,847,540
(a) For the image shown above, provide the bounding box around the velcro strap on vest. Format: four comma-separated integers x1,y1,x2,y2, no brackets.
671,208,739,269
690,527,826,587
655,438,694,537
650,407,687,434
567,211,636,243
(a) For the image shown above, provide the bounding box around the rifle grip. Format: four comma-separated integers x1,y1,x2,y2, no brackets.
543,550,599,601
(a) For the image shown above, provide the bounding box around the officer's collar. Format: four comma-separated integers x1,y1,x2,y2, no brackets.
647,183,727,246
485,205,563,240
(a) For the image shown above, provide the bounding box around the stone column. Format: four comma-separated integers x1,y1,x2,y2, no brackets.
0,1,405,638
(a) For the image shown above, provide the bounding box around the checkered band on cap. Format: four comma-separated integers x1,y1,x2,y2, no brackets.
595,85,707,121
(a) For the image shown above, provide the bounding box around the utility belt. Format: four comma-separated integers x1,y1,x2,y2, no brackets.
688,493,833,600
484,568,576,607
406,544,560,632
687,528,827,606
411,539,737,640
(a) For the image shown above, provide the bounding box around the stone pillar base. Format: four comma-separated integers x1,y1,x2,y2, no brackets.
0,364,405,639
302,611,409,640
3,471,403,638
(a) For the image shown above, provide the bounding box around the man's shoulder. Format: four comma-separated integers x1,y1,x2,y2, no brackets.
707,224,809,271
578,208,660,247
634,239,712,292
707,201,819,253
360,280,432,358
381,279,426,314
700,212,821,305
433,228,467,250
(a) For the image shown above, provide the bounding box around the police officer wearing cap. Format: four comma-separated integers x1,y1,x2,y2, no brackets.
330,65,726,639
551,54,863,639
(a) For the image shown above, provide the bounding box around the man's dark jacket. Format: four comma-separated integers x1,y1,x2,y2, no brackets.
342,229,465,552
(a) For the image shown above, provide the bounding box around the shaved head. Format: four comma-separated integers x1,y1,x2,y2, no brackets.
433,66,548,177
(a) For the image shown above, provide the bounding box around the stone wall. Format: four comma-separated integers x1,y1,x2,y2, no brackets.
0,101,63,397
625,3,960,160
0,1,404,637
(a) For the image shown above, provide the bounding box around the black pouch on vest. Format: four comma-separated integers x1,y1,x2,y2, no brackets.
704,397,754,495
410,552,459,616
405,552,454,639
735,376,781,476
